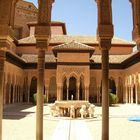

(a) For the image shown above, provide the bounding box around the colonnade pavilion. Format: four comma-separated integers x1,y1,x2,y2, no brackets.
0,0,140,140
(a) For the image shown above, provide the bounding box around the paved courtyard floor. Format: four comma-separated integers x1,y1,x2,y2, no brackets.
2,103,140,140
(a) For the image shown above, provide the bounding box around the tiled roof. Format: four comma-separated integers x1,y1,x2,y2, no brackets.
52,41,95,50
21,53,56,63
91,55,130,63
90,51,139,63
20,51,138,64
18,35,135,46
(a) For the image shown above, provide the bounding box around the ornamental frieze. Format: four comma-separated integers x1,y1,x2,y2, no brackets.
61,67,86,74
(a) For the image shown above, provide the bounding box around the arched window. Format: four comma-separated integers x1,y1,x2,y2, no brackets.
30,76,37,100
69,77,76,100
109,78,116,94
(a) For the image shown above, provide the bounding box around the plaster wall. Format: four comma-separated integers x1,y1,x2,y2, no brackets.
57,53,90,62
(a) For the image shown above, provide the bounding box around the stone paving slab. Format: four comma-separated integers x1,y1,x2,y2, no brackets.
2,103,140,140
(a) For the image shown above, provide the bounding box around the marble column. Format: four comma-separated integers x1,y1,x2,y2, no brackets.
96,0,113,139
27,86,30,103
101,47,110,140
76,82,80,100
35,0,53,139
130,0,140,49
36,48,45,140
0,50,5,140
12,85,15,103
129,86,131,103
125,86,128,103
45,86,49,103
57,84,62,101
131,86,133,104
135,84,138,104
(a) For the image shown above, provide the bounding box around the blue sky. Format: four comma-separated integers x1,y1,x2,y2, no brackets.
27,0,133,41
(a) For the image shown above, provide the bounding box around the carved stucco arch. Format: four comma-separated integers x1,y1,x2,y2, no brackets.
68,72,79,82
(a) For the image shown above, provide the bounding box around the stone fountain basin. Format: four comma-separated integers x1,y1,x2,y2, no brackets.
54,100,90,109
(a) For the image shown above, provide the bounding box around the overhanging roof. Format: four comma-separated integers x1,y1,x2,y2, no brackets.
18,35,136,46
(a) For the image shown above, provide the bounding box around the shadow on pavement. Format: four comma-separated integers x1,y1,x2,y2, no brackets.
3,103,35,120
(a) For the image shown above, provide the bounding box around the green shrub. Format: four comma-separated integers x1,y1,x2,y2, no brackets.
32,93,47,105
109,93,118,105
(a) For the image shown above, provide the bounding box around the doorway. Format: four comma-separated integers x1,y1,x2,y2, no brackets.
69,77,76,100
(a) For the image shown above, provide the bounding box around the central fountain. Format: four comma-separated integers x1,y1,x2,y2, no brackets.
49,100,95,118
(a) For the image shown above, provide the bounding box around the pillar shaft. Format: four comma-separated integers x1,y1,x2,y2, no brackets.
101,48,109,140
36,48,45,140
129,87,131,103
135,84,138,104
126,86,128,103
0,50,5,140
96,1,113,139
66,80,69,100
77,83,80,100
57,84,62,101
131,86,133,104
35,1,53,139
45,86,49,103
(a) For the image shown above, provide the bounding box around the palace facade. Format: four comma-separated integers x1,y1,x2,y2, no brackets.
2,0,140,105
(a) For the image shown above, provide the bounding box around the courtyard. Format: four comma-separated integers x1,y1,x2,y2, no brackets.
2,103,140,140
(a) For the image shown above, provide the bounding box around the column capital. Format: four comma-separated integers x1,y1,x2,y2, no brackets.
97,24,114,40
35,25,51,40
129,0,140,48
99,39,112,50
35,25,51,49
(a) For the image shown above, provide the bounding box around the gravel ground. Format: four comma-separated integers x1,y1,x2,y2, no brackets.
2,103,140,140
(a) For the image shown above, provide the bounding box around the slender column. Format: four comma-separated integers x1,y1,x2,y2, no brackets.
125,86,128,103
0,50,5,140
77,82,80,100
135,84,138,104
12,85,15,103
130,0,140,48
57,84,62,101
35,0,54,139
36,48,45,140
129,87,131,103
101,48,109,140
95,0,114,139
131,86,133,104
45,86,49,103
27,86,30,103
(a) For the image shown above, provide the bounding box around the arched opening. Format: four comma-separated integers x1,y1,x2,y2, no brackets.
69,77,76,100
109,78,116,94
10,85,13,103
63,78,67,100
30,77,37,101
